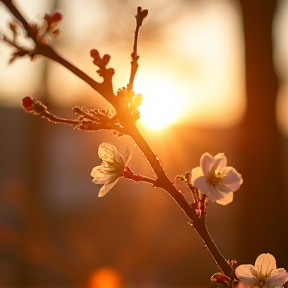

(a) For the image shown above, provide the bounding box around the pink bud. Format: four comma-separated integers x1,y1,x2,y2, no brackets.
51,12,63,23
22,96,34,112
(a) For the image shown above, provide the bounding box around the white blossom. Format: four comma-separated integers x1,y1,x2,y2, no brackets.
91,142,132,197
235,253,288,288
191,152,243,205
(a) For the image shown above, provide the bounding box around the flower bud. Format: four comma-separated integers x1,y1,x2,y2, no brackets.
102,54,110,66
141,9,148,19
22,96,34,112
136,7,148,25
51,12,63,23
90,49,100,61
133,93,143,108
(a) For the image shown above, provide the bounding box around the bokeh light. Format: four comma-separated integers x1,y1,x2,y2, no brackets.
88,268,121,288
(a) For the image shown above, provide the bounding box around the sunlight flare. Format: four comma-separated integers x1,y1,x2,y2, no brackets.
134,74,184,130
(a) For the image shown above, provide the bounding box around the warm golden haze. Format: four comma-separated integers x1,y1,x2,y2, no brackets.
135,74,184,130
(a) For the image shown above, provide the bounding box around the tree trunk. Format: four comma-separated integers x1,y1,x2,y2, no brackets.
237,0,288,266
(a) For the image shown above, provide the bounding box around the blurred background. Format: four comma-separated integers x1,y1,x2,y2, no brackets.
0,0,287,287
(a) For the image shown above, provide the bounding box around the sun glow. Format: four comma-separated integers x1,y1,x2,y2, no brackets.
134,74,184,130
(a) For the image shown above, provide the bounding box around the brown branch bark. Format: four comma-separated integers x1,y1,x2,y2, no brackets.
1,0,235,280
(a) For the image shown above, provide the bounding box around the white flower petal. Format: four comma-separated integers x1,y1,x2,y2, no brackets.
216,183,232,193
193,176,211,195
90,166,104,178
114,147,123,164
249,265,260,278
216,192,233,205
213,153,227,170
207,185,226,202
122,144,132,165
98,143,119,163
91,164,120,176
98,177,120,197
221,167,243,191
269,268,287,288
92,177,113,185
91,166,114,183
91,142,133,196
283,273,288,288
191,167,204,183
191,152,242,203
255,253,277,276
237,254,286,288
200,153,213,177
235,264,257,286
92,175,115,184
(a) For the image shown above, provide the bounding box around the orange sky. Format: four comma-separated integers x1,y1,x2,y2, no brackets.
0,0,287,132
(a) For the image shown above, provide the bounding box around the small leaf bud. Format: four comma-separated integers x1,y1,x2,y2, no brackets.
141,9,148,19
90,49,100,61
133,93,143,108
102,54,111,66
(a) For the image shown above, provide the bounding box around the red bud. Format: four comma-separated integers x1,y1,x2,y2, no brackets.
51,12,63,23
22,96,34,112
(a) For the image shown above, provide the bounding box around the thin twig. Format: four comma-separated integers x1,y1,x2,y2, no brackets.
41,111,79,125
1,0,116,106
126,121,235,279
127,7,148,92
1,1,235,280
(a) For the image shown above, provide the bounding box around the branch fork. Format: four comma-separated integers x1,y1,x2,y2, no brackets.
2,0,237,284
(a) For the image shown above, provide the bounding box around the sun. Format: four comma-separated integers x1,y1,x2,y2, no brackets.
134,74,184,130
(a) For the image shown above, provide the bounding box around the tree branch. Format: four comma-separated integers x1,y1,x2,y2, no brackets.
1,0,116,106
1,0,235,281
126,122,235,279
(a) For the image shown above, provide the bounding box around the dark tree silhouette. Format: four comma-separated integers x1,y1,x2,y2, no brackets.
237,0,288,265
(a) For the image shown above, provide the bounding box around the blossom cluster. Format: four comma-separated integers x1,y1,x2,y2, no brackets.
89,144,288,288
3,2,285,286
91,144,243,207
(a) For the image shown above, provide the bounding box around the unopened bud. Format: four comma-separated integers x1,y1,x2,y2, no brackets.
141,9,148,19
90,49,100,61
51,12,63,23
133,93,143,108
102,54,110,66
22,96,34,112
211,273,230,288
136,7,148,26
